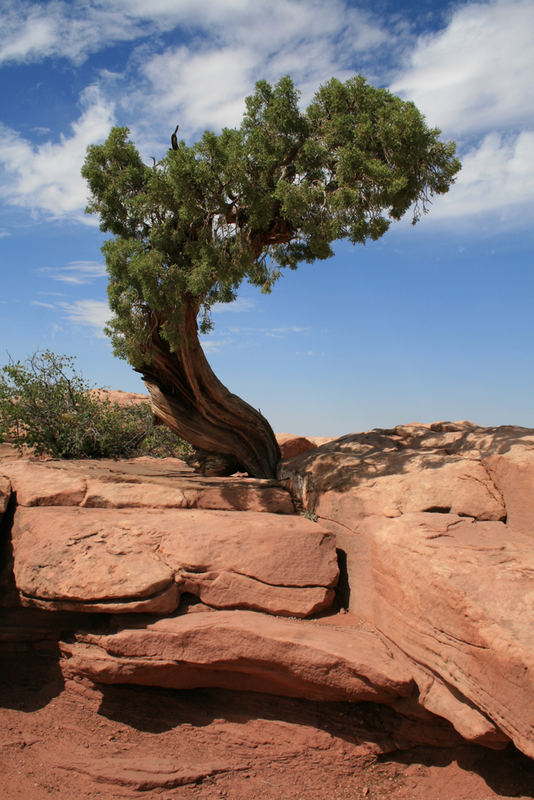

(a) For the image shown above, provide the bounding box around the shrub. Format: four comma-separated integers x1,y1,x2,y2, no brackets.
0,350,192,460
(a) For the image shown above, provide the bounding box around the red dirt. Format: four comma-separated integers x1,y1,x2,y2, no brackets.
1,648,534,800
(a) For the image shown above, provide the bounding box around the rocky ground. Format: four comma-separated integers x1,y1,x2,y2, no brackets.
3,647,534,800
2,421,534,799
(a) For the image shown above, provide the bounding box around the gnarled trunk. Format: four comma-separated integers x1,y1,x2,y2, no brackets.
139,302,281,479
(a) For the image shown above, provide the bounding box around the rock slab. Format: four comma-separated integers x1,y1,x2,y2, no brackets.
11,507,338,617
60,610,415,703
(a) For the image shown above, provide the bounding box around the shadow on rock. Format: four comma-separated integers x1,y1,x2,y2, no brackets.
388,743,534,799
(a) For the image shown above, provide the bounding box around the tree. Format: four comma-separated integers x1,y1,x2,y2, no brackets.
82,75,460,478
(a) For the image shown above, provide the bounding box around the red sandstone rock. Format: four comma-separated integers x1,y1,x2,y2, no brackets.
89,389,149,406
0,475,10,515
279,423,534,758
276,433,317,459
11,507,338,616
59,610,415,703
12,507,178,614
371,512,534,755
1,461,86,506
1,458,294,514
178,570,334,617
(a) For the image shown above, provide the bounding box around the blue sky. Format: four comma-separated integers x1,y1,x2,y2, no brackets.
0,0,533,436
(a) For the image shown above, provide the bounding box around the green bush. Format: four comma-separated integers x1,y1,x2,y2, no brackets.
0,350,192,460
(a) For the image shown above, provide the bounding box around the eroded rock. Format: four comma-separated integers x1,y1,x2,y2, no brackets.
279,423,534,758
11,507,338,617
0,475,10,516
60,610,415,703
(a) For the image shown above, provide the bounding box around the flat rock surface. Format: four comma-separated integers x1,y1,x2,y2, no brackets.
11,507,338,616
1,456,294,513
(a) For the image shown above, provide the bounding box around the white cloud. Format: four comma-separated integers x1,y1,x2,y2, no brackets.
58,299,110,337
211,297,255,314
0,0,390,71
390,0,534,136
40,261,107,284
137,1,391,135
31,300,56,309
199,336,233,353
0,1,142,66
0,87,115,220
425,130,534,224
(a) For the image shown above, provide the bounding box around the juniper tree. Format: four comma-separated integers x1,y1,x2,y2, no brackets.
82,75,460,478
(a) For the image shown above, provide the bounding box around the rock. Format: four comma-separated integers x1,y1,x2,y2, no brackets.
178,570,334,617
279,423,534,758
60,610,415,703
1,461,86,506
89,389,150,407
0,458,294,514
0,475,10,515
11,507,338,616
276,433,317,459
12,507,179,614
54,752,236,790
371,512,534,755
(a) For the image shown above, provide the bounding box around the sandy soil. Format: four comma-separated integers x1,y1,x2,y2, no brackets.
1,647,534,800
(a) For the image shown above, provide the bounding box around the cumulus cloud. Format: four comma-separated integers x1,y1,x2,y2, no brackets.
137,1,390,135
0,86,114,219
428,130,534,223
0,0,389,72
390,0,534,136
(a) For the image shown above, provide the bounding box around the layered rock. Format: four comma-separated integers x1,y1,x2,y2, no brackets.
11,507,337,617
1,457,294,514
3,421,534,764
279,422,534,757
60,610,415,703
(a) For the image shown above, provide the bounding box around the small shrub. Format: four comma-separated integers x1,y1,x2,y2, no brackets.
0,350,192,460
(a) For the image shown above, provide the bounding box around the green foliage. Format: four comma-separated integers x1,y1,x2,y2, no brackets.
82,74,461,370
0,350,192,460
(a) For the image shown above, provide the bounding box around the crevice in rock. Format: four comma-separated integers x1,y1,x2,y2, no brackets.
334,548,350,610
423,506,452,514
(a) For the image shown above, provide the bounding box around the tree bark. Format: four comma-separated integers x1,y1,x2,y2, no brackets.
139,301,281,479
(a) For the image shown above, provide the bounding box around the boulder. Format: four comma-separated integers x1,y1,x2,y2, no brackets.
11,507,338,617
276,433,317,459
59,610,415,703
279,423,534,757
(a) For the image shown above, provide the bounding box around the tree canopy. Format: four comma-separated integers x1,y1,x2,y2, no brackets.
82,74,460,370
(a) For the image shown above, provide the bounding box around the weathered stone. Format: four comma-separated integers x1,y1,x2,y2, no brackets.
60,610,415,703
11,507,338,616
371,512,534,755
1,461,86,506
0,475,10,515
156,509,338,588
279,424,534,758
1,458,294,514
82,479,188,509
178,570,335,617
276,433,317,459
12,507,178,614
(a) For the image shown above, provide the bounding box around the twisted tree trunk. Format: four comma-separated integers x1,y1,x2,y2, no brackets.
139,301,281,478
